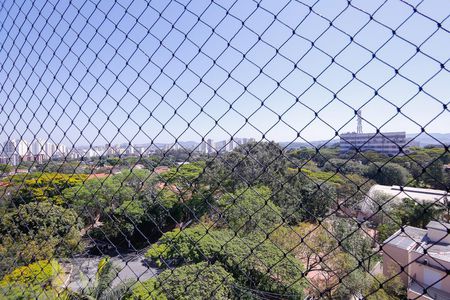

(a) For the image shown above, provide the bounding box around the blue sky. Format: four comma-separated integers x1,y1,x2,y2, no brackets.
0,0,449,147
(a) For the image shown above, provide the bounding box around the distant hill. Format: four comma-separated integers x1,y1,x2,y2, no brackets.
80,133,449,150
406,133,450,146
279,133,450,149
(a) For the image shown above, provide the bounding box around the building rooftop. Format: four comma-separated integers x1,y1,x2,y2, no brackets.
416,242,450,262
427,221,450,231
384,222,450,262
409,279,450,300
361,185,448,212
384,226,427,251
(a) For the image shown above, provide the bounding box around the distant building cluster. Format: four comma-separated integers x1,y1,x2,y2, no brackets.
339,131,407,156
69,137,256,159
196,137,256,155
0,139,68,166
69,144,146,160
0,136,257,166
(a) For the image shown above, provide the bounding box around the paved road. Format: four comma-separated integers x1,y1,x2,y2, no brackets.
65,253,159,291
111,253,159,287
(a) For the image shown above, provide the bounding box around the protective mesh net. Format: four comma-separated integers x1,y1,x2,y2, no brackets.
0,0,449,299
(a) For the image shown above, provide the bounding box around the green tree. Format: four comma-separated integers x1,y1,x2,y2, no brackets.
217,186,282,234
333,219,372,266
375,197,445,243
364,274,406,300
161,162,206,191
366,163,409,186
329,219,375,298
299,181,336,222
205,142,289,191
270,173,336,224
0,202,82,276
128,262,234,300
6,173,88,206
113,169,153,191
305,147,340,168
146,227,230,267
423,160,446,189
322,158,369,176
395,198,443,228
0,164,12,174
146,226,306,297
63,177,133,224
351,150,390,165
0,260,67,300
288,148,315,161
336,174,374,209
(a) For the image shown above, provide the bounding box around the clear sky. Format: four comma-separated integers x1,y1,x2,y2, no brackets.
0,0,449,147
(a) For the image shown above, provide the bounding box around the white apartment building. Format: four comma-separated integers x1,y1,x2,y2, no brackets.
228,139,235,151
68,149,82,160
31,139,46,156
45,142,57,158
1,138,72,165
4,139,29,156
199,141,207,154
215,140,227,153
207,139,214,154
1,139,29,166
57,144,68,157
339,131,406,156
126,146,135,155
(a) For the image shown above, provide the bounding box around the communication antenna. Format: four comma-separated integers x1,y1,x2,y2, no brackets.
357,110,363,134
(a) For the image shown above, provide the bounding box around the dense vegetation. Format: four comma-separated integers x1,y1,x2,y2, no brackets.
0,260,66,299
0,142,448,299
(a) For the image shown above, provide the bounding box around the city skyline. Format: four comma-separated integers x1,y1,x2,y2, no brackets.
2,127,450,150
0,135,259,165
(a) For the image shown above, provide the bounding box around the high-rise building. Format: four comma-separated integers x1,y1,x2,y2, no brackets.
2,140,15,155
138,147,146,155
31,139,46,156
126,145,135,155
68,149,81,160
57,144,67,157
86,148,98,158
17,140,29,156
2,140,17,165
45,142,57,158
104,144,118,156
2,139,29,166
200,141,207,154
215,140,227,153
228,139,235,152
207,139,214,154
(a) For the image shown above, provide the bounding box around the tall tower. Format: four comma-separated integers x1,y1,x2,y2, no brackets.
357,110,363,134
